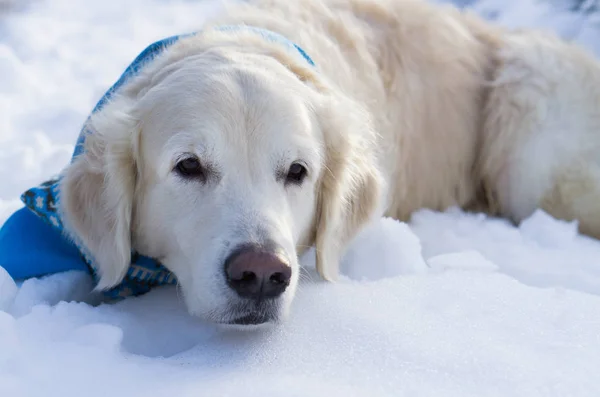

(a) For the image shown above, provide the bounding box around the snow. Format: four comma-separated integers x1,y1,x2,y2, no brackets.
1,0,600,395
0,266,17,311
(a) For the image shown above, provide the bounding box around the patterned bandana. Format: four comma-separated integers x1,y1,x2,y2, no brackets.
18,27,315,300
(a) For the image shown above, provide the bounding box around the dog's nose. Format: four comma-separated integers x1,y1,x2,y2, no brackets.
225,245,291,300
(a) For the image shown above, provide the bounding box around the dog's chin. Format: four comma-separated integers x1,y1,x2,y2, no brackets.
215,300,285,329
228,312,274,325
218,319,277,332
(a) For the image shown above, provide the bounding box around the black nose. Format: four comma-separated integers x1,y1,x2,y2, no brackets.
224,244,292,300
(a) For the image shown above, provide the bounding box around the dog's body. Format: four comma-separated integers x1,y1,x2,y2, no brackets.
216,0,600,232
55,0,600,324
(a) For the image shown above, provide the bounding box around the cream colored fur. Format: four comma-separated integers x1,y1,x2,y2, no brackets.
59,0,600,324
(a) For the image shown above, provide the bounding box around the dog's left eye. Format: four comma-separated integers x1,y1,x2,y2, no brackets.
175,157,205,180
285,162,308,185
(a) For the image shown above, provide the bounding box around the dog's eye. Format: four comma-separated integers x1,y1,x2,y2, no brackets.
175,157,205,180
285,162,308,185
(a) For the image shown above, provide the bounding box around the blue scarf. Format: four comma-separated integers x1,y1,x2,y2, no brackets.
0,27,315,299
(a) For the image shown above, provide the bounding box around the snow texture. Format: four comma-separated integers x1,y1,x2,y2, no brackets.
1,0,600,396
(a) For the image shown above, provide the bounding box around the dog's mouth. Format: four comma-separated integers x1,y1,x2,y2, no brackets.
220,300,281,326
227,312,274,325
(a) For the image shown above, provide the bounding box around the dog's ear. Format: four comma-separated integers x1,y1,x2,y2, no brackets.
59,99,139,290
314,94,385,281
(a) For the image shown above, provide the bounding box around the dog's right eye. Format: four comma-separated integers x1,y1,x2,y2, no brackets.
175,157,205,180
285,162,308,185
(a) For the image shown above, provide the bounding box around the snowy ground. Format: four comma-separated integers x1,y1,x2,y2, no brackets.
2,0,600,396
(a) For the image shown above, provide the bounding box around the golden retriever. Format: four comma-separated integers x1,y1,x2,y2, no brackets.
58,0,600,324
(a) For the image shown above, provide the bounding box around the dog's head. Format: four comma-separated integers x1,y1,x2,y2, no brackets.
59,31,383,325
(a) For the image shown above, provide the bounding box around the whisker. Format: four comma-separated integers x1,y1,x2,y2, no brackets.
295,244,318,250
298,267,317,283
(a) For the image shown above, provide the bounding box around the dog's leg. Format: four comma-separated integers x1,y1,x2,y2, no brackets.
479,30,600,238
540,164,600,238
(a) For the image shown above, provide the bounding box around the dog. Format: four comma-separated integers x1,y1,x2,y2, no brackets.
51,0,600,325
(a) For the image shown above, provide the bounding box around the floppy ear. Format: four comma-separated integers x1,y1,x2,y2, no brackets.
314,94,385,281
59,99,139,290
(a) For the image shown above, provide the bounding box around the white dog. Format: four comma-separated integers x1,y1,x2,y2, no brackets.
56,0,600,325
